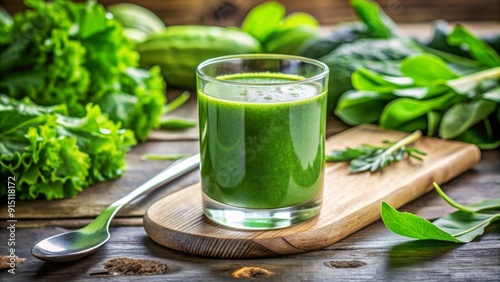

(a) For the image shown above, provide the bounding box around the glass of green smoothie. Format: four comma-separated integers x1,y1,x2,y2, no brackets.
196,54,329,230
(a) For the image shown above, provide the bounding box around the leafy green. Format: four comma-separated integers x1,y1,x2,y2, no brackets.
320,38,422,110
439,99,497,139
400,54,459,85
297,0,500,148
448,25,500,68
336,41,500,148
326,131,425,173
350,0,405,39
0,95,136,200
381,202,462,242
241,1,318,55
241,1,285,43
0,0,166,141
382,183,500,243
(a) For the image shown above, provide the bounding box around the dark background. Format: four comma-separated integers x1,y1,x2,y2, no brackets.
1,0,499,27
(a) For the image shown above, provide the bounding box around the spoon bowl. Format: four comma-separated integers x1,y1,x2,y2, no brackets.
32,229,110,262
31,154,200,262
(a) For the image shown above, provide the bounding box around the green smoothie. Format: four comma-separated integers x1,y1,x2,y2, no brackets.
198,72,327,209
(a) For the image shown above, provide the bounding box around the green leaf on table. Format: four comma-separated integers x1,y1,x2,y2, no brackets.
382,183,500,243
439,99,497,139
241,1,285,42
381,201,462,242
400,54,459,86
162,91,190,115
159,117,197,130
448,25,500,68
432,211,500,243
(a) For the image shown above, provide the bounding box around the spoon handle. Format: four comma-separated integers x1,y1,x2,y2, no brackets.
85,154,200,231
114,153,200,207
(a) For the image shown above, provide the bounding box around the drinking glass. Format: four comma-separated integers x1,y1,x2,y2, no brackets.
196,54,329,230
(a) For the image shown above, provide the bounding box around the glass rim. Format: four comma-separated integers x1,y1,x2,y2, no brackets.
196,54,329,87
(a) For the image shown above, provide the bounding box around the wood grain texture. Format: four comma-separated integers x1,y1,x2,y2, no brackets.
143,124,481,258
2,0,499,25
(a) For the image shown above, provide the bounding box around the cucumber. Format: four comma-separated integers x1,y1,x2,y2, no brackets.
137,25,262,89
108,3,165,35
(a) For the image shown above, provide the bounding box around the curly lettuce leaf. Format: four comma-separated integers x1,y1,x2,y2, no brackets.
0,0,165,141
0,95,136,200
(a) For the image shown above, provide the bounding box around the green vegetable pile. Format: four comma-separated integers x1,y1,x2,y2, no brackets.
0,95,136,200
300,0,500,149
0,0,165,141
0,0,166,200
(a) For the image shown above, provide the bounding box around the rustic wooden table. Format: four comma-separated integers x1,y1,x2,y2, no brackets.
2,22,500,281
1,92,499,281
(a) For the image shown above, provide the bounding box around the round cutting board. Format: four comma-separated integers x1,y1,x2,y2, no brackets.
143,125,480,258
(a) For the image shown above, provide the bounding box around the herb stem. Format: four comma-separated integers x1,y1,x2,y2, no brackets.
379,130,422,160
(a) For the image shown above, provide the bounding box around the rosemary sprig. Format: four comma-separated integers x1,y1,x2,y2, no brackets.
326,130,426,173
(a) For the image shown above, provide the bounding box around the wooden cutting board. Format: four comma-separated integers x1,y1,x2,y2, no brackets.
143,124,481,258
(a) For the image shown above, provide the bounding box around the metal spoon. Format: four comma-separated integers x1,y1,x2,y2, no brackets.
31,154,200,262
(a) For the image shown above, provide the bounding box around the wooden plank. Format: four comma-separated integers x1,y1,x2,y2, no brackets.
143,124,481,258
5,219,499,280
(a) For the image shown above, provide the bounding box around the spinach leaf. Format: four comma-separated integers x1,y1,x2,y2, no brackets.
382,183,500,243
241,1,285,43
380,91,461,131
425,20,473,59
448,25,500,68
439,99,497,139
335,90,395,125
426,111,442,136
454,123,500,150
280,12,318,29
381,201,461,242
298,22,370,60
350,0,405,39
320,38,421,110
400,54,459,86
352,67,413,92
433,211,500,243
433,183,500,213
